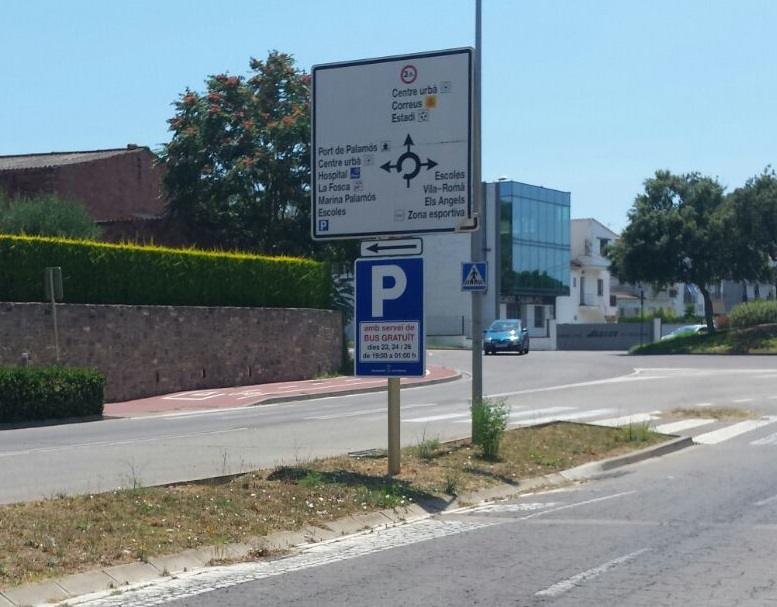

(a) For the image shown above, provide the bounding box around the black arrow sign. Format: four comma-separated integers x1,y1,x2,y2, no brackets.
361,238,423,256
367,242,414,254
380,134,438,188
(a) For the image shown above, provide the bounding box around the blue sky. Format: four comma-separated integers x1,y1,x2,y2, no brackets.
2,0,775,233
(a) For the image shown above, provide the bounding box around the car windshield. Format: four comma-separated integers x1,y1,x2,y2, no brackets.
488,321,520,332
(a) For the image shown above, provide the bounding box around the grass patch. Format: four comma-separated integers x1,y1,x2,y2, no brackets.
632,324,777,355
669,407,757,420
0,422,667,590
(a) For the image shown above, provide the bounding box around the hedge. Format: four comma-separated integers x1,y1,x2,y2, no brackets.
0,235,331,309
0,367,105,424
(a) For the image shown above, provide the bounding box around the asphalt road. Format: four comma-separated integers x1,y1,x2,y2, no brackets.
1,351,776,505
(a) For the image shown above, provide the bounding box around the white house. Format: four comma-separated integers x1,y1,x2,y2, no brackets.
555,219,619,323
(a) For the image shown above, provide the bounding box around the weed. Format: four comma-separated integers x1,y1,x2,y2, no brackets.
299,470,324,488
443,468,462,496
415,431,440,460
471,397,511,460
619,421,655,443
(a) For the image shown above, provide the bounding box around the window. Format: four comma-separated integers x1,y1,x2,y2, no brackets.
597,279,604,297
534,305,545,329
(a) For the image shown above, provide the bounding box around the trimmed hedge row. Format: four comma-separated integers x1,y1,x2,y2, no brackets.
0,367,105,424
0,235,331,309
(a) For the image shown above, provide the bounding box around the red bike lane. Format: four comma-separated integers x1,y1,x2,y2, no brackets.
103,365,461,418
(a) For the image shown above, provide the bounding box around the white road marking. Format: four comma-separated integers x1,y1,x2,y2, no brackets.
0,428,248,458
591,413,656,428
751,432,777,446
511,409,616,427
754,493,777,506
695,402,715,407
535,548,650,598
509,406,577,418
451,406,576,424
694,417,777,444
405,413,468,423
304,408,385,420
733,398,755,404
653,419,716,434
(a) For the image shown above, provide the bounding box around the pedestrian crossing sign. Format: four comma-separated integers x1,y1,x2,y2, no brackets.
462,262,487,292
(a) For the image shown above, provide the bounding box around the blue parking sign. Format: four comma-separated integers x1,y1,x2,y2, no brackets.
354,257,425,377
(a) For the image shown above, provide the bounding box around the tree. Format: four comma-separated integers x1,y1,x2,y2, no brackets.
160,51,312,255
723,168,777,286
0,191,102,240
607,171,728,330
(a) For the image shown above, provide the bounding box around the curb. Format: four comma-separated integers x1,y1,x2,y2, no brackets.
253,370,462,406
0,433,693,607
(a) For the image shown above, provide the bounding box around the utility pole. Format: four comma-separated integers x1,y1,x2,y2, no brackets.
471,0,484,428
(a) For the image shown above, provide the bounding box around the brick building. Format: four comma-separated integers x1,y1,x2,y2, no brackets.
0,145,186,246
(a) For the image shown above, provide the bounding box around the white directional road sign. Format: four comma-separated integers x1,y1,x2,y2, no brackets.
312,48,474,240
354,257,424,377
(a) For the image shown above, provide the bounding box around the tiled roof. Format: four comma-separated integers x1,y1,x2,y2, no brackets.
0,146,151,171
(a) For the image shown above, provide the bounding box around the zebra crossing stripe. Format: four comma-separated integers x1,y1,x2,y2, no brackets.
653,419,716,434
591,413,656,428
694,417,777,445
512,409,615,427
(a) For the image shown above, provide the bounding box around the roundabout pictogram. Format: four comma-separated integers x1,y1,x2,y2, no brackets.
380,134,438,188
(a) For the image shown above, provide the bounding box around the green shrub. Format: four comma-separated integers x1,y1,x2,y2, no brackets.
0,192,102,241
728,300,777,329
0,367,105,424
471,397,510,460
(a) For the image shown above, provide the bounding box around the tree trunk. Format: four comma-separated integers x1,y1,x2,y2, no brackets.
698,284,716,332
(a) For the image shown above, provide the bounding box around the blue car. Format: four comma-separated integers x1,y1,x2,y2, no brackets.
484,319,530,355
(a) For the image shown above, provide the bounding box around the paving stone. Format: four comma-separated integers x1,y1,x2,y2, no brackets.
349,511,395,530
148,549,209,576
263,530,307,549
1,580,69,606
103,562,161,586
300,525,339,543
55,570,116,597
322,516,374,536
0,592,17,607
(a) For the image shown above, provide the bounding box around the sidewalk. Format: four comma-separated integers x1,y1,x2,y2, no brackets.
103,365,462,418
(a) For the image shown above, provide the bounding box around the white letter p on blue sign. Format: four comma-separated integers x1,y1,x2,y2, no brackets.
371,264,407,317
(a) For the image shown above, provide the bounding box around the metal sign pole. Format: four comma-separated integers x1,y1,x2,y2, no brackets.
471,0,484,425
46,267,61,364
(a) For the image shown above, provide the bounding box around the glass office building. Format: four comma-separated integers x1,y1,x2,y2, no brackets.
493,181,570,325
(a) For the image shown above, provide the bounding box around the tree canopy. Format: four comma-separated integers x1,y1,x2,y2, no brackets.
160,51,313,256
723,168,777,283
609,168,777,330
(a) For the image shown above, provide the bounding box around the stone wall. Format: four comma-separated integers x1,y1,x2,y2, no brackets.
0,303,343,403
